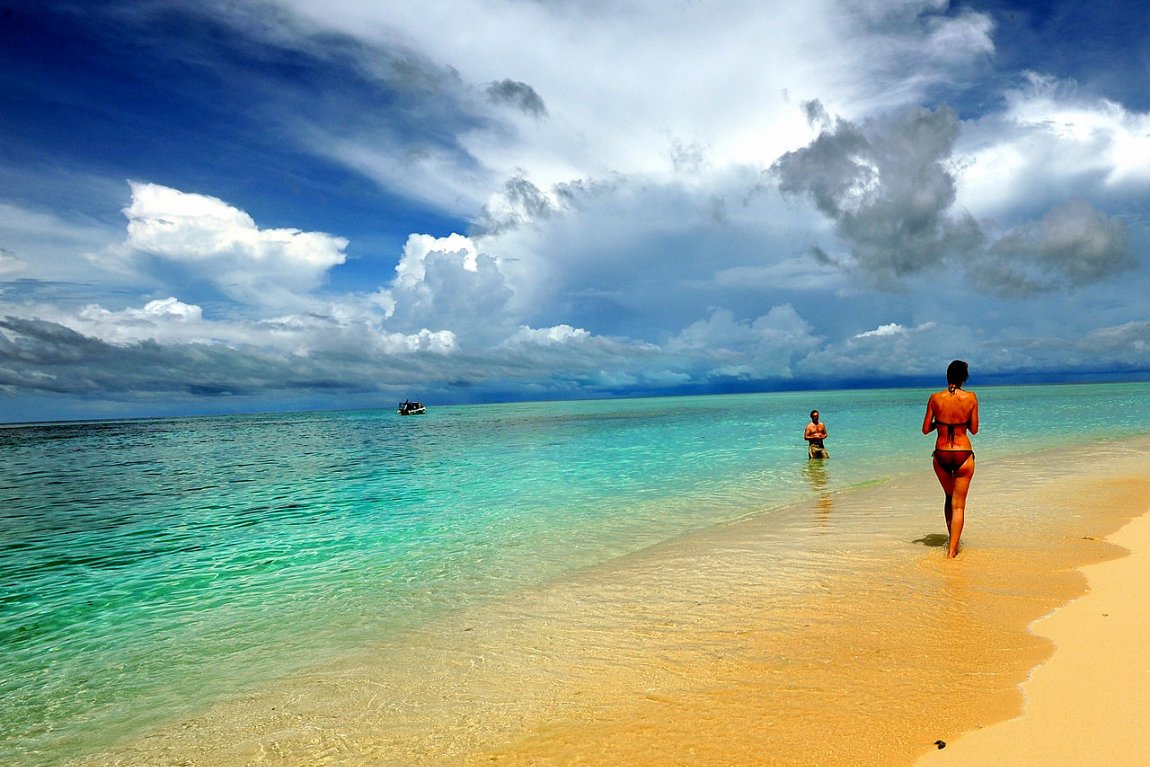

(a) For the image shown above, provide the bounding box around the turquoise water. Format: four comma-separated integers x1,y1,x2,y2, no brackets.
3,383,1148,766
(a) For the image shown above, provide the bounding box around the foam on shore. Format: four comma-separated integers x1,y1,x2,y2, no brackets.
76,437,1150,767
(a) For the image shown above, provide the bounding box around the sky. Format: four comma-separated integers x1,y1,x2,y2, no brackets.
1,0,1149,422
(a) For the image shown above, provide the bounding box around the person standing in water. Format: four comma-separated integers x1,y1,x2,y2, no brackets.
805,409,829,460
922,360,979,559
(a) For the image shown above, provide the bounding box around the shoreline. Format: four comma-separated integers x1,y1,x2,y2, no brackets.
915,494,1150,766
67,436,1150,766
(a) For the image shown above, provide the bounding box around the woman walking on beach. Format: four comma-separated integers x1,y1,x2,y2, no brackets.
922,360,979,558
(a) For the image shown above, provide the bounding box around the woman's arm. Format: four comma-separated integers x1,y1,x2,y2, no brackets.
968,394,979,435
922,395,936,435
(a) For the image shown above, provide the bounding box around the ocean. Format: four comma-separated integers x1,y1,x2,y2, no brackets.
3,382,1149,766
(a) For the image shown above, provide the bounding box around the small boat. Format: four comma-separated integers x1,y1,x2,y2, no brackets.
397,400,426,415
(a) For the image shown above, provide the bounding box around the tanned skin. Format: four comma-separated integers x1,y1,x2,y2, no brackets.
922,368,979,559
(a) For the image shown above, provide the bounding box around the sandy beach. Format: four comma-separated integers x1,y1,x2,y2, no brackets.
915,492,1150,766
71,437,1150,767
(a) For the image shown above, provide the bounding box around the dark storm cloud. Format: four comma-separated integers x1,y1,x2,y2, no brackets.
485,79,548,117
772,101,1136,295
771,102,984,285
970,198,1135,296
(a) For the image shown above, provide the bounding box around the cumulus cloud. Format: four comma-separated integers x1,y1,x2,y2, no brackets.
382,232,516,346
974,317,1150,377
800,317,965,380
505,324,590,346
853,321,939,339
1083,321,1150,359
956,73,1150,218
15,189,521,375
667,305,823,380
40,294,456,360
855,322,906,339
75,298,205,344
970,198,1134,296
1004,73,1150,188
119,182,349,307
772,103,984,285
0,311,633,404
773,100,1138,296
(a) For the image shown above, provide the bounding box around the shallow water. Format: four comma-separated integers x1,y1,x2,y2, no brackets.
3,383,1149,766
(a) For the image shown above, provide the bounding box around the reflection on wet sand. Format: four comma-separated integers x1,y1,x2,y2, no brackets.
803,459,834,526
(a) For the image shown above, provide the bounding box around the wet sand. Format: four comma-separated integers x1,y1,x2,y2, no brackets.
915,483,1150,766
77,437,1150,767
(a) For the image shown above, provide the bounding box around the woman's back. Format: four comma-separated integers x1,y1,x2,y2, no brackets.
927,387,978,450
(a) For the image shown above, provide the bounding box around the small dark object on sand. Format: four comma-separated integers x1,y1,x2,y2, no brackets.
934,740,946,749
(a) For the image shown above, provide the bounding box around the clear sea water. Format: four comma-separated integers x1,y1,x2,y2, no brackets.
3,383,1149,766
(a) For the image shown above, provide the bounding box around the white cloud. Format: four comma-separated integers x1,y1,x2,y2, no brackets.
382,232,516,346
800,317,965,380
855,322,906,338
69,298,218,346
393,232,479,287
56,296,457,359
83,297,203,324
120,182,349,306
667,305,822,379
247,310,457,357
1084,321,1150,357
957,73,1150,219
505,324,590,347
252,0,996,212
922,8,995,62
854,320,936,339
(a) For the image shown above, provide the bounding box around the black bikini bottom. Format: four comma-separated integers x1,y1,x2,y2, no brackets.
933,449,973,476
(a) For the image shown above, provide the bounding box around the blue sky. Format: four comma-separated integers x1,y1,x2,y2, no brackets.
1,0,1148,422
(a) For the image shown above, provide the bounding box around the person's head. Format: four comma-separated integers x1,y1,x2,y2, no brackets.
810,410,820,422
946,359,969,387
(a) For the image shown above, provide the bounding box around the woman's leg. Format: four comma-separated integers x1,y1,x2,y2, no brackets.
932,455,975,558
945,457,975,558
932,458,956,532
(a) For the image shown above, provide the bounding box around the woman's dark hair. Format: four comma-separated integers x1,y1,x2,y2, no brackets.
946,359,969,387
